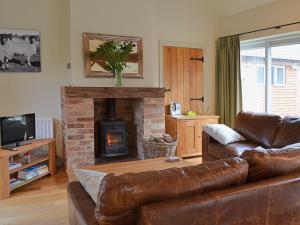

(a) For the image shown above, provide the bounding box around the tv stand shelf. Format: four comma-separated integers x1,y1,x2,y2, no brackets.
0,139,56,200
9,155,50,174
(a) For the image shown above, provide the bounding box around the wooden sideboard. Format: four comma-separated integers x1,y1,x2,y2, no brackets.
166,115,219,158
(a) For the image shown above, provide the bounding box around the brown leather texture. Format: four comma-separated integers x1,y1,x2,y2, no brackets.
202,131,259,162
202,131,211,162
241,148,300,182
234,111,281,148
139,172,300,225
272,116,300,148
68,182,98,225
202,131,258,162
203,112,300,162
208,141,258,158
95,158,248,225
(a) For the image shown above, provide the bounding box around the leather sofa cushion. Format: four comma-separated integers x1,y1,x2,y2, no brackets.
208,141,258,159
235,112,281,148
241,148,300,182
272,116,300,148
95,158,248,225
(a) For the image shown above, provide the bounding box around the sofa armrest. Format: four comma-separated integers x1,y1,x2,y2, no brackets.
202,131,216,162
68,182,98,225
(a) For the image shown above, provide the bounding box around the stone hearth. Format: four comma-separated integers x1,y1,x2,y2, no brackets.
61,87,165,176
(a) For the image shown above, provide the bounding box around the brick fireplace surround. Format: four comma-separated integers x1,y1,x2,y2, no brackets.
61,87,165,176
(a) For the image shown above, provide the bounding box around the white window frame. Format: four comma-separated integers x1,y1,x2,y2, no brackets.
271,65,286,86
241,32,300,114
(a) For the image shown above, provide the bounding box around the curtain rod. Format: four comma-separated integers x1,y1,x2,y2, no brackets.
220,21,300,39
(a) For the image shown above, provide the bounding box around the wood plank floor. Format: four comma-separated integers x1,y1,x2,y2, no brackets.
0,157,202,225
0,168,69,225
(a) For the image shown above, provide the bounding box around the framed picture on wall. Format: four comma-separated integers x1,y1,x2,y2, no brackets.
0,29,41,72
83,33,143,78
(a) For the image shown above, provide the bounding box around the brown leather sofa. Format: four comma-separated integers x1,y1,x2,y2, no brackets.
68,157,248,225
68,112,300,225
68,146,300,225
202,111,300,162
139,148,300,225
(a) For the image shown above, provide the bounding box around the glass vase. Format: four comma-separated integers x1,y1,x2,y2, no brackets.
114,70,123,87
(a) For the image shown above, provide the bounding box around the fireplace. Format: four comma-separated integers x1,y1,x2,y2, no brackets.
98,99,128,158
61,87,165,177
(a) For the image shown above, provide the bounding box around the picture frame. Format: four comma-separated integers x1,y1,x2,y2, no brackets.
0,28,41,73
83,33,143,78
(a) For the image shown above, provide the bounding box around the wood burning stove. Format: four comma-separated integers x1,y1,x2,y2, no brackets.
98,99,128,157
99,121,128,157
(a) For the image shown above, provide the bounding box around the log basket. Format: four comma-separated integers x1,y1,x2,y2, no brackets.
141,134,178,159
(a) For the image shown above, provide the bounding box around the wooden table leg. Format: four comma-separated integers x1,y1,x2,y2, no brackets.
0,156,10,200
48,141,56,175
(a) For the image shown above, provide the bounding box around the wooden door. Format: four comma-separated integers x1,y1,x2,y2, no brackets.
163,46,204,115
177,120,202,157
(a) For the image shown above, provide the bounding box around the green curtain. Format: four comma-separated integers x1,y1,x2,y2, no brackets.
216,35,242,127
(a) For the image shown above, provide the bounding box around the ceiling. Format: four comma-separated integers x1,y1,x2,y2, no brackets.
207,0,280,16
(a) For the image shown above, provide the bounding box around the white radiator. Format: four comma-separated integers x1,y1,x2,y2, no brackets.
35,117,54,139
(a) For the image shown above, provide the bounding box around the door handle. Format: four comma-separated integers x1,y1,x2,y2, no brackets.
190,96,204,102
164,88,171,92
190,57,204,62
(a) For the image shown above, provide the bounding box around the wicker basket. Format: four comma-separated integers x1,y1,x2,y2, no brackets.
141,134,178,159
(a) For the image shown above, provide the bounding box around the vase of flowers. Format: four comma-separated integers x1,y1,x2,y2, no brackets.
90,40,135,87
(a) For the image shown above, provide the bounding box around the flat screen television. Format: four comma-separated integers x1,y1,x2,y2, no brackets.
0,113,36,148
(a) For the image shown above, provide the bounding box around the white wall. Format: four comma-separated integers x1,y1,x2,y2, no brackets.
0,0,220,119
1,0,299,158
219,0,300,39
0,0,70,118
0,0,221,158
1,0,299,122
69,0,220,113
1,0,298,138
0,0,70,158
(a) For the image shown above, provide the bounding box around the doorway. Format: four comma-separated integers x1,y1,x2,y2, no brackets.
163,46,204,115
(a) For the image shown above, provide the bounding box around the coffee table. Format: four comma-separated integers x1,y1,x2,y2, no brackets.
80,157,199,176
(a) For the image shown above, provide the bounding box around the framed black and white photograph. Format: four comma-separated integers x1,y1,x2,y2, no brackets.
0,29,41,72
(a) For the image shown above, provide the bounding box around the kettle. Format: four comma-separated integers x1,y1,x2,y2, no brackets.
170,102,182,116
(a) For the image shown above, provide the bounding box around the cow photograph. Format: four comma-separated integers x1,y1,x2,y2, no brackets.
0,29,41,72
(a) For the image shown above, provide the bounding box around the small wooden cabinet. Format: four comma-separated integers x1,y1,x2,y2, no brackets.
166,115,219,158
0,139,56,200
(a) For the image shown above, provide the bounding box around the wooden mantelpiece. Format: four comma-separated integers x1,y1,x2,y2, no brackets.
61,87,165,99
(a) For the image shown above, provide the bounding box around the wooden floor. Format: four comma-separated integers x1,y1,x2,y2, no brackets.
0,157,202,225
0,168,69,225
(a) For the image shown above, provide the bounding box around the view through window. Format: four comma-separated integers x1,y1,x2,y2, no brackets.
241,48,266,113
241,35,300,117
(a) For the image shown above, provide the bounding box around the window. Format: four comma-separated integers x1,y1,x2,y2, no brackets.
241,48,266,113
241,33,300,117
255,65,285,86
256,66,265,85
272,65,286,86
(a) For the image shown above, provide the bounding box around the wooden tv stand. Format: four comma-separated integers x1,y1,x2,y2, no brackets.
0,139,56,200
